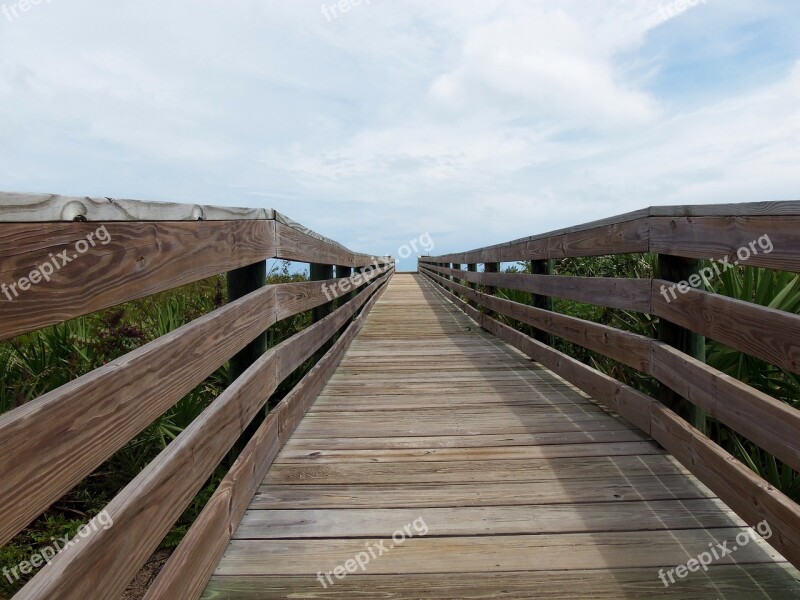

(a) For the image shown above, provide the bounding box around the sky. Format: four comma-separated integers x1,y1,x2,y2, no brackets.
0,0,798,272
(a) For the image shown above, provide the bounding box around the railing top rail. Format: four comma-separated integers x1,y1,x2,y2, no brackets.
421,200,800,263
0,191,389,260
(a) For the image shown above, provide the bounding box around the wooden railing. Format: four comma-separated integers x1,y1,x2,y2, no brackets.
0,192,394,599
419,201,800,568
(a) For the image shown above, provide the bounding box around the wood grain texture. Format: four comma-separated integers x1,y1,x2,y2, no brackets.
652,280,800,375
0,220,276,340
0,191,273,222
274,222,390,268
203,565,800,600
422,217,649,264
650,215,800,273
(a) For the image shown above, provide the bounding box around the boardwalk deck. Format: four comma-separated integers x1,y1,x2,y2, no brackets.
203,274,800,599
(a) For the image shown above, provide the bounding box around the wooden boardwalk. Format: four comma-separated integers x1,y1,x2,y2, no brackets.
203,274,800,599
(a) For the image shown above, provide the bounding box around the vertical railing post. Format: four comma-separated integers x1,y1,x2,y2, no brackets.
657,254,706,431
483,262,500,318
310,263,335,360
530,259,554,346
336,265,354,324
227,260,267,461
467,263,478,308
227,261,267,382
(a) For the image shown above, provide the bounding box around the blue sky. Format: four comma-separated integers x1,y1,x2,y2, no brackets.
0,0,798,272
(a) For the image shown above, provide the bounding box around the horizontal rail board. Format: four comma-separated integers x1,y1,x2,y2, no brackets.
0,191,273,222
0,266,392,546
0,220,277,340
650,216,800,273
652,281,800,375
421,267,652,371
422,264,652,312
274,221,388,269
422,218,649,264
14,270,392,600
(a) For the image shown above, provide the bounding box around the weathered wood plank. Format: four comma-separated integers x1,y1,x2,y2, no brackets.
652,281,800,375
202,565,800,600
650,215,800,273
0,191,273,222
215,529,783,575
0,220,276,339
423,263,652,312
234,499,744,538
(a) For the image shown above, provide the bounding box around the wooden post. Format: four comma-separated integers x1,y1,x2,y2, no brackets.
310,263,335,360
226,260,267,462
337,265,354,324
657,255,707,431
467,264,478,308
483,262,500,317
227,261,267,382
530,259,554,346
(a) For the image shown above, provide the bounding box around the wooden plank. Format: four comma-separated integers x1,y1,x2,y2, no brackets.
263,454,691,485
650,216,800,273
234,498,744,538
0,191,273,222
215,529,783,575
283,429,651,449
652,281,800,375
274,440,663,463
420,208,650,264
203,565,800,600
651,342,800,473
0,220,276,340
141,273,390,600
275,221,389,268
0,268,389,546
13,273,392,600
252,475,716,509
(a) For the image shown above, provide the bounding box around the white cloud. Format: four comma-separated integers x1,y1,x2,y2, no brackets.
0,0,797,271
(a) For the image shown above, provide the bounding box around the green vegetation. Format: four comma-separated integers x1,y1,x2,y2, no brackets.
495,256,800,502
0,262,307,597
